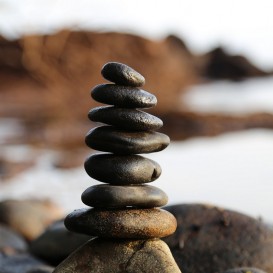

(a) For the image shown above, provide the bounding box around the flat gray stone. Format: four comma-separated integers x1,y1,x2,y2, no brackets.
64,208,177,239
88,106,163,131
29,220,92,266
53,238,181,273
85,126,170,154
84,153,161,184
91,84,156,108
101,62,145,87
81,184,168,208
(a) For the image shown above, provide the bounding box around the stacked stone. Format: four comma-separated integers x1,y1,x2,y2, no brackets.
64,62,177,240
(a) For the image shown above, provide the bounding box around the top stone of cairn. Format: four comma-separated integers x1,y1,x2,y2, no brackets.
101,62,145,87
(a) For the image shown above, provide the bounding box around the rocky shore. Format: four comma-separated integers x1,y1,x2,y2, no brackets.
0,201,272,273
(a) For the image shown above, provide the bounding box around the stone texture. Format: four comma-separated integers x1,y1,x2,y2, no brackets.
85,126,170,154
91,84,156,108
53,238,181,273
88,106,163,131
223,268,267,273
65,208,177,239
0,252,49,273
81,184,168,208
0,224,27,252
0,199,64,240
29,220,92,266
101,62,145,87
164,203,273,273
84,153,161,184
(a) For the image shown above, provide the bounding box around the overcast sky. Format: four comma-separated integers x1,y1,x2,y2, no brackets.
0,0,273,70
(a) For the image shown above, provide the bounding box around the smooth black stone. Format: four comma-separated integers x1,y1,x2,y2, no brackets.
81,184,168,208
91,84,157,108
84,153,161,184
101,62,145,87
85,126,170,154
88,106,163,131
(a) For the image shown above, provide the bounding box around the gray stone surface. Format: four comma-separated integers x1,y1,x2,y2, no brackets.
164,203,273,273
88,106,163,131
0,224,27,252
0,252,47,273
85,126,170,154
53,238,181,273
65,208,177,239
84,153,161,184
101,62,145,87
91,84,156,108
81,184,168,208
26,266,54,273
29,220,91,266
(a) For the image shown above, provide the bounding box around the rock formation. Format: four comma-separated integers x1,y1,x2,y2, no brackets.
53,62,181,272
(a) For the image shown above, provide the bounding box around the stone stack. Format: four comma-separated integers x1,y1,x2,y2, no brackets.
54,62,181,273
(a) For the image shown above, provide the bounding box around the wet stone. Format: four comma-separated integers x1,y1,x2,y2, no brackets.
85,126,170,154
91,84,157,108
84,153,161,184
81,184,168,208
88,106,163,131
65,208,177,239
101,62,145,87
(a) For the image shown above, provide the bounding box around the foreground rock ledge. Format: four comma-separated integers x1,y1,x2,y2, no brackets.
53,238,181,273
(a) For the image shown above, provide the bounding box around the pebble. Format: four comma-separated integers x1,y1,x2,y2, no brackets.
29,220,91,266
101,62,145,87
85,126,170,154
0,199,64,240
81,184,168,208
65,208,177,239
163,203,273,273
53,238,181,273
84,153,161,184
88,106,163,131
91,84,156,108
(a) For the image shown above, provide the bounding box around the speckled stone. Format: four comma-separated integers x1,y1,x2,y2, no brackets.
223,268,267,273
65,208,177,239
164,204,273,273
85,126,170,154
101,62,145,87
91,84,156,108
84,153,161,184
53,238,181,273
88,106,163,131
81,184,168,208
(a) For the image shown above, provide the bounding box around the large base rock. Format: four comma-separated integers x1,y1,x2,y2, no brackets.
53,238,181,273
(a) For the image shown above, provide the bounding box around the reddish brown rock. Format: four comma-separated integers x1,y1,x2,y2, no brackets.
65,208,177,239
